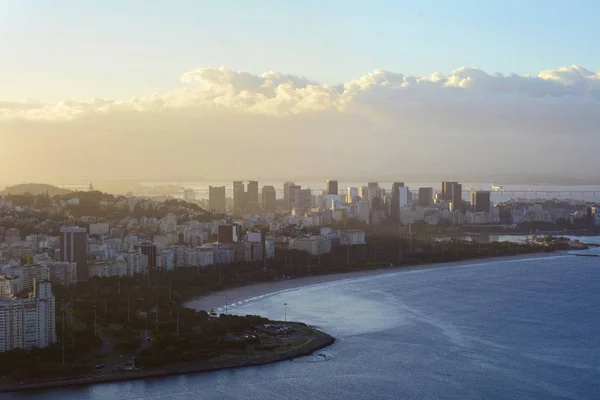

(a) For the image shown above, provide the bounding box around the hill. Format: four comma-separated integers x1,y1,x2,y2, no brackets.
2,183,72,196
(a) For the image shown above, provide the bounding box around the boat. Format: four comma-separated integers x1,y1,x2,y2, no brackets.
492,184,503,191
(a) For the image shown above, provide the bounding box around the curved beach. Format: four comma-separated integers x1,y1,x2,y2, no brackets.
186,252,568,313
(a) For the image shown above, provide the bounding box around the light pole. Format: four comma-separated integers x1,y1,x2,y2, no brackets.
224,294,229,315
284,303,287,323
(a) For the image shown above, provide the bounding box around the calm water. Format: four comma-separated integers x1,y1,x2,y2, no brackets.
7,254,600,400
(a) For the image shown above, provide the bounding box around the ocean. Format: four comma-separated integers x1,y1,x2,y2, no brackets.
9,252,600,400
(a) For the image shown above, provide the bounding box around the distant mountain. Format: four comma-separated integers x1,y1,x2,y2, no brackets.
2,183,72,196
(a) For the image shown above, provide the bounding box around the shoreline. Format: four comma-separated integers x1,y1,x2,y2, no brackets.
186,251,571,313
0,326,335,393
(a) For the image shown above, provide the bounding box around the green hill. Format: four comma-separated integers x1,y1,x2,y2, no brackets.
2,183,72,196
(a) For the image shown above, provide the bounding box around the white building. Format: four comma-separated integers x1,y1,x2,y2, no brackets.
399,187,411,207
196,246,214,267
339,230,366,245
215,244,235,265
0,280,56,352
292,236,330,255
89,223,110,236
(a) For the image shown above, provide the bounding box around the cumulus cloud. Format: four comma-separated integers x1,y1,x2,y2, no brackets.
1,65,599,183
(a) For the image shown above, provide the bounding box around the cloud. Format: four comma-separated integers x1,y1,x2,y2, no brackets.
1,65,599,182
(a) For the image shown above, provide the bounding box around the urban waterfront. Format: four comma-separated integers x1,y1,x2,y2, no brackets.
13,253,600,400
55,181,600,203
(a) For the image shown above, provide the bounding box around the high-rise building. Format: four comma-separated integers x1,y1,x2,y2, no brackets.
60,227,88,282
326,180,338,195
391,182,405,221
441,181,458,201
262,186,277,214
135,242,157,269
246,181,259,203
399,187,411,207
418,187,433,206
244,181,260,214
451,183,463,212
283,182,294,204
208,186,226,213
368,182,379,188
470,191,491,213
347,187,359,203
297,189,313,215
289,184,301,211
233,181,246,216
0,280,56,352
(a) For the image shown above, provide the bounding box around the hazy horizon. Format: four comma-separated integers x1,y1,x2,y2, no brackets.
2,1,600,183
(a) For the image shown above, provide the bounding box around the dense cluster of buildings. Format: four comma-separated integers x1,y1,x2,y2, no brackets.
0,178,594,353
203,180,498,226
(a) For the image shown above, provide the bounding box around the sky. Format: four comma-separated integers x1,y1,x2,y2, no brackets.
1,0,600,183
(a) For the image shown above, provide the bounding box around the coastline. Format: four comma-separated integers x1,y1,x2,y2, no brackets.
0,326,335,393
186,251,570,313
2,250,576,393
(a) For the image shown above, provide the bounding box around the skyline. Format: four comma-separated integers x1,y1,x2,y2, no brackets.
2,1,600,183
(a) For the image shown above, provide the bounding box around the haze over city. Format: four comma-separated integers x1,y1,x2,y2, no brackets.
2,0,600,183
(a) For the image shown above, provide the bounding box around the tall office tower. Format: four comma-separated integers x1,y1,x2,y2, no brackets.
368,182,379,188
326,180,339,195
391,182,405,221
358,186,369,199
262,186,277,213
283,182,295,204
244,180,261,214
135,242,157,269
470,191,491,213
289,184,301,211
418,187,434,206
60,227,88,282
441,181,458,201
297,189,312,215
233,181,246,216
347,187,359,203
246,181,259,203
450,183,463,212
208,185,226,213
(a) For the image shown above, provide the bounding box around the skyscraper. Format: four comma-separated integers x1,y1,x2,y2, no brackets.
391,182,405,221
288,184,301,211
262,186,277,213
470,191,491,213
347,187,359,203
451,183,463,212
208,186,226,213
60,227,88,282
441,181,458,201
418,187,433,206
233,181,246,216
283,182,294,204
246,181,259,203
326,180,338,195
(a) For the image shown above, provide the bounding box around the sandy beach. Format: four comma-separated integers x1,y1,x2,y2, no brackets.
186,251,567,313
